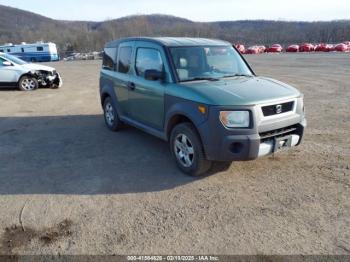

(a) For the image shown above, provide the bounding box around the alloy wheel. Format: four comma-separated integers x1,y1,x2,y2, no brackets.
174,134,195,167
21,78,36,91
105,102,115,126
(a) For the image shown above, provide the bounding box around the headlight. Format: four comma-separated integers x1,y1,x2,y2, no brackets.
220,111,250,128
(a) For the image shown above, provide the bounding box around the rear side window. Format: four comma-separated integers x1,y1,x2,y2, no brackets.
135,48,163,77
0,57,5,66
118,46,132,74
103,47,118,71
37,46,44,51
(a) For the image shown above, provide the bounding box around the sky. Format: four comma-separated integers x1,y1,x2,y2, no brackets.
0,0,349,22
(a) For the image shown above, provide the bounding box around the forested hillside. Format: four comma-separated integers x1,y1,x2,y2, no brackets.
1,4,349,52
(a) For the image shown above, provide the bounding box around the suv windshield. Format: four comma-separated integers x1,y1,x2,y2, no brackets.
2,53,27,65
170,45,253,82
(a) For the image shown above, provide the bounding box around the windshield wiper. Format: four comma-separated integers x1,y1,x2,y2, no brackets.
181,77,220,82
222,74,254,78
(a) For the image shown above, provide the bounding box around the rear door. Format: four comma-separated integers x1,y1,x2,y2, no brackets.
105,41,134,117
128,41,170,130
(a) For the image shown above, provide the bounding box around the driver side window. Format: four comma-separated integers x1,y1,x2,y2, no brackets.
135,48,163,78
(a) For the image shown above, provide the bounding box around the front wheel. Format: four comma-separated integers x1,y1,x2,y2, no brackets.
170,123,212,176
18,76,38,91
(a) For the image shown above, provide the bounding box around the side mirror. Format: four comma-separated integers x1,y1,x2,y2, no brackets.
3,61,13,66
144,69,164,81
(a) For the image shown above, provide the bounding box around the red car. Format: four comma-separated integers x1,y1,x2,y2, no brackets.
234,44,245,54
267,44,282,53
315,43,333,52
286,45,299,52
334,43,349,52
257,45,266,53
245,46,260,54
299,43,315,52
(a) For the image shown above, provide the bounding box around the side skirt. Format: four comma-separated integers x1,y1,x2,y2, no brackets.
120,116,167,141
0,82,17,88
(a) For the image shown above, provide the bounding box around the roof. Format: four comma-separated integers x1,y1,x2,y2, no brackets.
105,37,230,48
0,42,54,48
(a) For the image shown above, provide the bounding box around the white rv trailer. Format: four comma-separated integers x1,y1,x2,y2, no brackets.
0,42,59,62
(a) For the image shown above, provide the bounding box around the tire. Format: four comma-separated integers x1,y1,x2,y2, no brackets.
211,161,232,173
170,123,212,176
103,97,122,131
18,75,38,91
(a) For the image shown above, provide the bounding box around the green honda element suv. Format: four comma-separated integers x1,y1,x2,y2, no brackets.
99,37,306,176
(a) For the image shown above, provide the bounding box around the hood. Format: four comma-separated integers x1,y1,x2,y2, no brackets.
178,76,301,106
22,63,55,73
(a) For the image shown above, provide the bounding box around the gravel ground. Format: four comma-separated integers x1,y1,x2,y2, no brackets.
0,53,349,255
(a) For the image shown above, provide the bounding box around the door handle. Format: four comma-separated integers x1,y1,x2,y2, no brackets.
127,81,136,91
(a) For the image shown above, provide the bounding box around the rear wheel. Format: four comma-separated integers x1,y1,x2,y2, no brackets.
170,123,212,176
18,76,38,91
103,97,122,131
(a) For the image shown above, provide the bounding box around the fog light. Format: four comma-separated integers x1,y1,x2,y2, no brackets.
230,142,244,154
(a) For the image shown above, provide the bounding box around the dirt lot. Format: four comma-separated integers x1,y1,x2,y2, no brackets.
0,53,349,255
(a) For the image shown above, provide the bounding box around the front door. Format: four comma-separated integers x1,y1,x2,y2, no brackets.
0,57,18,85
128,42,170,130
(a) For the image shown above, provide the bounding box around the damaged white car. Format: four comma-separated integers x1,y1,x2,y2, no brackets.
0,52,62,91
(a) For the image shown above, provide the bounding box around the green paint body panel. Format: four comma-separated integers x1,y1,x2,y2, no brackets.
127,41,173,129
166,76,300,106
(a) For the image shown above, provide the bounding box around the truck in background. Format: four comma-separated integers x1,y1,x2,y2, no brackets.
0,42,59,62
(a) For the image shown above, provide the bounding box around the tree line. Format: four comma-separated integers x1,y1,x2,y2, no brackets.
1,5,349,54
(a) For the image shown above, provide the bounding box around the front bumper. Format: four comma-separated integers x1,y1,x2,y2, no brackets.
198,101,306,162
38,72,63,88
258,134,300,157
47,72,63,87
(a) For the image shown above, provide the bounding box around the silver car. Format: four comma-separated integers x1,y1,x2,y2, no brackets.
0,52,62,91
